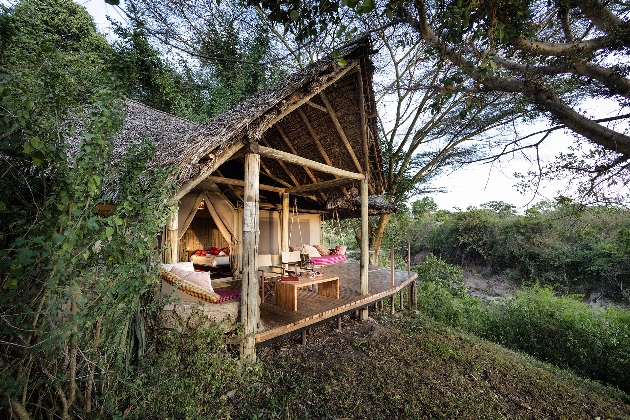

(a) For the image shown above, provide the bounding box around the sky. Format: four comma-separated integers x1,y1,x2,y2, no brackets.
69,1,619,212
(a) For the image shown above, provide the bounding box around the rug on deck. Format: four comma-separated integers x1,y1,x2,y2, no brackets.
214,289,241,303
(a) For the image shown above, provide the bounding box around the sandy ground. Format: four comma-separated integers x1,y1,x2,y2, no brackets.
460,266,519,303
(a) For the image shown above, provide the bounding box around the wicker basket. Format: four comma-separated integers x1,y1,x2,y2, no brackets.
161,269,221,303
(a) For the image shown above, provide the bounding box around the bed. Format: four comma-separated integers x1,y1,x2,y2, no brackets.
191,254,230,267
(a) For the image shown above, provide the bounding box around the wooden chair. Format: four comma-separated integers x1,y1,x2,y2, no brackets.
258,254,283,303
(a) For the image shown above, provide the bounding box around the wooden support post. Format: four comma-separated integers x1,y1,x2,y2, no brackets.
360,178,369,321
338,317,342,330
390,296,395,314
165,215,178,264
390,245,395,286
407,242,411,275
412,280,418,310
408,281,415,310
400,290,404,311
281,193,289,252
301,330,307,345
240,152,260,363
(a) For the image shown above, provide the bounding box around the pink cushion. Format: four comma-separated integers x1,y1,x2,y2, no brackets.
310,254,347,266
170,267,213,291
183,271,213,291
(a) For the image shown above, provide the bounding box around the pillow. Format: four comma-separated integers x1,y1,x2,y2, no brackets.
313,244,330,256
183,271,213,292
302,244,321,258
334,245,347,256
170,266,192,279
218,251,227,256
171,266,213,291
221,247,230,254
289,245,302,252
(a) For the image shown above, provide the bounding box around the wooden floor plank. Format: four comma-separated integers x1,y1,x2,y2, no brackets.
256,262,417,344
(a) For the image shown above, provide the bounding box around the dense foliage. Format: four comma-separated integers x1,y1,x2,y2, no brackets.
414,254,630,393
0,0,182,417
403,200,630,300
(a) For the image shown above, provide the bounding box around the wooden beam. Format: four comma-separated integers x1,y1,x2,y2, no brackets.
298,108,334,167
260,137,302,188
275,124,327,201
259,158,292,188
286,178,355,194
258,145,365,180
360,178,369,321
206,175,286,193
306,101,327,112
320,92,363,174
297,108,351,199
356,68,370,176
241,152,260,363
176,141,244,200
265,61,359,129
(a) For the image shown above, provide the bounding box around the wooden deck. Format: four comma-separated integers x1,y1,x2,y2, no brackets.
256,262,417,346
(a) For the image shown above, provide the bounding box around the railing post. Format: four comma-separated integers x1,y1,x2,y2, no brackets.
407,242,411,276
390,245,395,286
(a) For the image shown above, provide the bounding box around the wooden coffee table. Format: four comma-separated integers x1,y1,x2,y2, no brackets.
275,276,340,311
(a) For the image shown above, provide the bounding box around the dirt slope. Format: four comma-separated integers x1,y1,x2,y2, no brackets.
231,312,630,419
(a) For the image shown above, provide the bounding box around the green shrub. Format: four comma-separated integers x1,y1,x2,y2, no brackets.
413,269,630,393
479,286,630,392
414,254,482,329
114,318,250,419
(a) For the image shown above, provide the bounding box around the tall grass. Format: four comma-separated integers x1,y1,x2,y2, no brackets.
414,254,630,393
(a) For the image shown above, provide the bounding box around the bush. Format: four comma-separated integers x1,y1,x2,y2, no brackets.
479,286,630,392
414,254,482,329
114,319,250,419
413,260,630,393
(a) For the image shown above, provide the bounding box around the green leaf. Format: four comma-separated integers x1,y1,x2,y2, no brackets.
32,151,45,166
289,10,299,21
360,0,375,13
52,233,64,245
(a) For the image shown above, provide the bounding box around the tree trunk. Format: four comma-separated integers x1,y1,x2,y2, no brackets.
370,213,392,265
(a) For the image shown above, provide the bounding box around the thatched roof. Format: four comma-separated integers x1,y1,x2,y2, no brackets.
111,33,390,212
324,187,396,217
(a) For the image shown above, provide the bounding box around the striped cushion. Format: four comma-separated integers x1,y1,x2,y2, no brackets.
161,269,221,303
310,254,347,266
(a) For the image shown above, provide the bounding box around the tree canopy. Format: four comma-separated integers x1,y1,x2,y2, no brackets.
252,0,630,203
